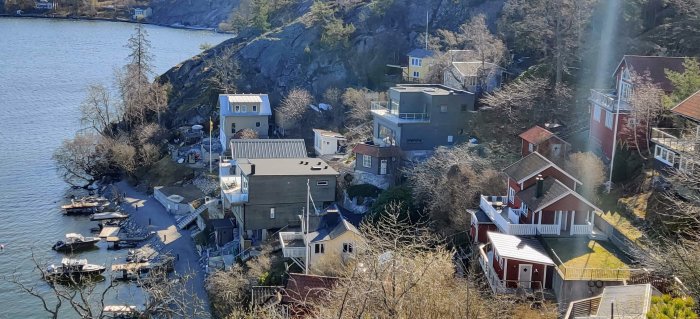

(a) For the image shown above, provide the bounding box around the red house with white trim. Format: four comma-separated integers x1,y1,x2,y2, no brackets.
588,55,688,161
518,125,570,161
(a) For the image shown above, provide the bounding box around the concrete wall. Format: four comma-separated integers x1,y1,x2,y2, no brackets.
154,188,194,215
552,273,620,306
243,174,337,230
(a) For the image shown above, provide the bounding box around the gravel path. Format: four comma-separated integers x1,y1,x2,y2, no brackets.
116,181,210,313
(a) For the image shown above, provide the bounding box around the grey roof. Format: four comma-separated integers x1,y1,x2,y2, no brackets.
469,209,494,224
239,158,339,176
156,185,204,204
307,206,361,243
595,284,653,318
210,218,234,229
230,139,307,159
487,232,554,265
407,48,434,59
393,84,471,96
219,94,272,117
503,152,552,182
517,177,571,212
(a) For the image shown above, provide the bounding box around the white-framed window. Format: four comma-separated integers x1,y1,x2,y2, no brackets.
528,143,534,153
654,145,676,166
411,58,422,66
605,110,614,129
234,105,240,112
362,155,372,168
343,243,354,254
241,175,249,193
620,81,632,101
270,208,275,219
679,157,694,173
447,135,454,143
440,105,448,112
413,71,420,78
241,105,247,112
252,105,257,112
508,187,515,204
317,180,329,186
314,243,325,254
593,105,601,122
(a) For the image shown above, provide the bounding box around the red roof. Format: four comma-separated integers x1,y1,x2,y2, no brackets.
281,273,339,304
352,143,402,158
617,56,689,92
671,90,700,122
518,126,554,145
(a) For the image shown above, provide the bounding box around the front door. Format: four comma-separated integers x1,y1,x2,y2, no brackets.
380,159,388,175
518,264,533,289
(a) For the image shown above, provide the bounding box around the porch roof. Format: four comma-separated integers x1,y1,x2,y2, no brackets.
487,232,554,265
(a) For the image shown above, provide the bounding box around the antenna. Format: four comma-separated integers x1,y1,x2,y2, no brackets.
425,10,429,50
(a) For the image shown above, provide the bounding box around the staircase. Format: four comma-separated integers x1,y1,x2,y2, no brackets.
176,203,209,230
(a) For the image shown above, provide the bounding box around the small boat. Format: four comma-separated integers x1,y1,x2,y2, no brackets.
62,197,109,215
45,258,106,281
52,233,100,252
103,305,140,318
90,211,129,221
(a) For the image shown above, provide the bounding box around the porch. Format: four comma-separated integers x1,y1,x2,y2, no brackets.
651,127,698,154
480,196,593,236
279,231,306,269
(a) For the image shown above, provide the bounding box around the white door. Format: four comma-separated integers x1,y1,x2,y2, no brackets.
518,264,533,288
380,160,388,175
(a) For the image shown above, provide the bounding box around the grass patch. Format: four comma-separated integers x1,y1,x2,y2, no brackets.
595,189,646,244
544,238,630,269
135,157,195,188
598,211,644,243
619,191,651,219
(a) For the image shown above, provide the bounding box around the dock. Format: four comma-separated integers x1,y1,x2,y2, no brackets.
91,211,129,221
99,227,120,238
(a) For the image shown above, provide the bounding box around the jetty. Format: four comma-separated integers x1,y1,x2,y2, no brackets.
91,211,129,221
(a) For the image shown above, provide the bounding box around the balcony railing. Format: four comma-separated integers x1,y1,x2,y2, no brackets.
570,222,593,236
479,196,560,236
370,101,430,123
589,89,630,111
279,232,306,258
651,127,698,154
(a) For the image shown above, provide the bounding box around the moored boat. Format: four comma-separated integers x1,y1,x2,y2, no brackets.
45,258,106,281
90,211,129,221
62,196,110,215
52,233,100,252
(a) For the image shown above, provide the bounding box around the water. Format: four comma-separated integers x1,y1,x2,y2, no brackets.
0,18,230,318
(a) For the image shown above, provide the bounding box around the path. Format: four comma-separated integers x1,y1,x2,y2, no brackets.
116,181,210,311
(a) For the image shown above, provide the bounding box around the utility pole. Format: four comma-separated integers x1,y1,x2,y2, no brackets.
209,117,213,174
305,179,310,275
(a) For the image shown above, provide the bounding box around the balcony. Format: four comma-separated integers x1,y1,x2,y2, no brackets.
479,196,560,236
370,101,430,123
651,127,698,154
279,232,306,258
219,159,248,204
589,89,630,111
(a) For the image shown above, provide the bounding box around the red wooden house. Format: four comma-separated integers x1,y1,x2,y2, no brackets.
588,55,687,161
518,125,570,161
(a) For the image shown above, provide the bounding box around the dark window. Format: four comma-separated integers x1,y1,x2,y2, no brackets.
317,180,329,186
343,243,353,253
407,139,422,144
231,123,236,133
461,104,468,112
256,122,261,127
314,243,325,254
253,105,257,112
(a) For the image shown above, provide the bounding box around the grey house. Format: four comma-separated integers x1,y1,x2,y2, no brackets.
232,158,338,248
370,84,475,153
352,143,401,176
219,94,272,151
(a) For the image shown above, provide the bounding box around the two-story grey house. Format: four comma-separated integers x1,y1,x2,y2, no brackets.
219,94,272,151
228,158,338,250
370,84,475,154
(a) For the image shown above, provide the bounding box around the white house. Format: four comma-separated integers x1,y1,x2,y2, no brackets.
133,7,153,20
313,129,346,156
219,94,272,151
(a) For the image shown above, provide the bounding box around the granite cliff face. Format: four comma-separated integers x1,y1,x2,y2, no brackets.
148,0,238,28
160,0,491,124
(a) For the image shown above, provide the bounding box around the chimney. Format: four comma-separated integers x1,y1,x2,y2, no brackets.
250,164,256,175
535,174,544,198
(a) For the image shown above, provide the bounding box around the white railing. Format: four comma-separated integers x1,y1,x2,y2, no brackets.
589,89,617,110
478,245,505,293
370,101,430,122
538,224,561,235
570,222,593,236
507,207,520,224
278,232,306,258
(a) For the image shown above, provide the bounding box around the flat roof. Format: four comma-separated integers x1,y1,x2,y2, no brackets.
238,158,339,176
392,84,471,96
596,284,653,318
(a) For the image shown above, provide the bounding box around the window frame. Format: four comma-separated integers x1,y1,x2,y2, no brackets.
362,155,372,168
440,105,448,113
252,105,257,112
508,187,515,204
270,208,275,219
593,105,601,122
605,110,614,129
314,243,325,254
343,243,354,254
413,71,420,78
316,180,329,186
234,105,240,112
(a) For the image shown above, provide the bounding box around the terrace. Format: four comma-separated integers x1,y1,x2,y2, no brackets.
370,101,430,123
542,238,643,281
589,89,630,111
479,196,561,236
219,158,248,204
651,127,698,155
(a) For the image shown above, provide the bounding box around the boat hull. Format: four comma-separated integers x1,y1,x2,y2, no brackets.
52,239,100,252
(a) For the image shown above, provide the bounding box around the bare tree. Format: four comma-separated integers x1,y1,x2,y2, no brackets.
52,133,111,188
233,128,260,139
564,152,605,199
206,46,241,94
109,139,138,175
460,14,506,68
278,88,312,133
80,84,116,137
341,88,376,144
407,144,503,236
481,76,551,122
622,72,666,159
146,81,171,125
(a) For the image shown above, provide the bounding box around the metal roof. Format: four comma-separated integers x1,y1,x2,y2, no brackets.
595,284,654,318
503,152,552,182
219,94,272,116
487,232,554,265
238,158,339,176
452,61,504,77
230,139,307,159
407,48,434,59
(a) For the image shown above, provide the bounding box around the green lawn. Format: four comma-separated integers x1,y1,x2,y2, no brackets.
543,238,630,269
